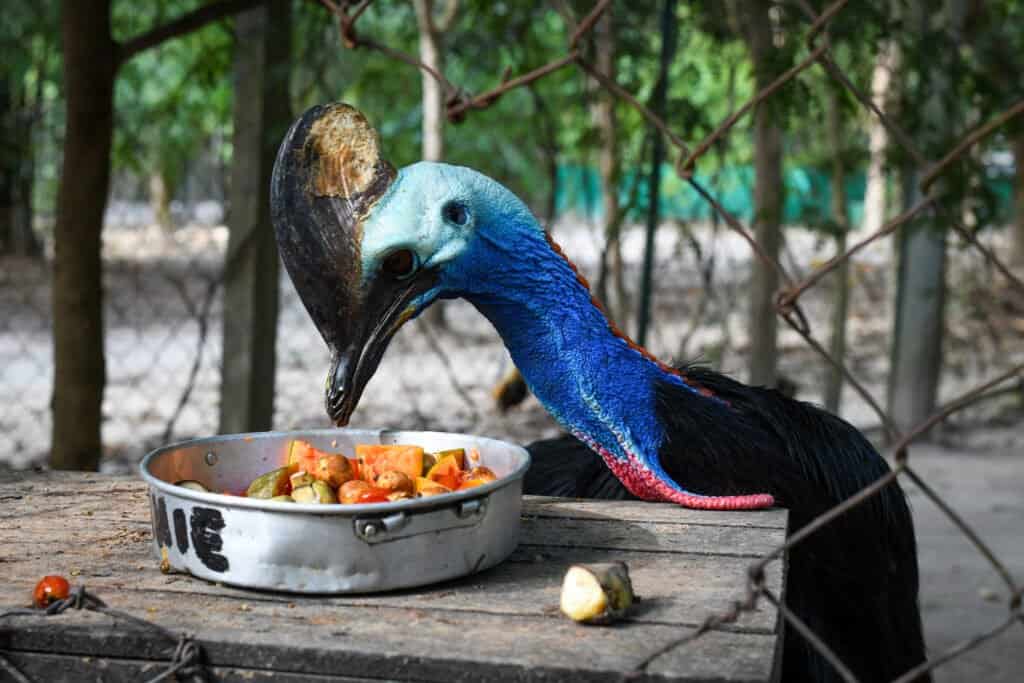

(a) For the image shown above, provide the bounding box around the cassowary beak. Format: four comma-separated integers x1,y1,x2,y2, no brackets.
270,103,437,426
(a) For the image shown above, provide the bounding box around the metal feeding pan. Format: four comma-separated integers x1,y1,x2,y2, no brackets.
139,429,530,594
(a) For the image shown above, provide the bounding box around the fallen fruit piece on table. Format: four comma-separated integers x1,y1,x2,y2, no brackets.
559,562,635,625
33,575,70,608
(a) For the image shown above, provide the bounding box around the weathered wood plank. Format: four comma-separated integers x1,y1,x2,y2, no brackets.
522,497,787,529
0,540,781,634
0,651,393,683
2,600,775,683
0,471,787,682
0,473,783,632
520,516,782,558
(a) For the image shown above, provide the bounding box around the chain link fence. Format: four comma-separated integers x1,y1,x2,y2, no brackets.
321,0,1023,680
1,0,1022,679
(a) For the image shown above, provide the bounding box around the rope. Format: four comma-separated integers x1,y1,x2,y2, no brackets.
0,585,207,683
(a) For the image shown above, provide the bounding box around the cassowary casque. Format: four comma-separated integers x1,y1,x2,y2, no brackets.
270,103,929,683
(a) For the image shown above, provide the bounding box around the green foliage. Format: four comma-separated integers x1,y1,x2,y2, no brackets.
113,0,234,196
0,0,62,214
6,0,1019,227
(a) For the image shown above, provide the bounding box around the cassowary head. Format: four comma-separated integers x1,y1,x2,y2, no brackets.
271,103,544,425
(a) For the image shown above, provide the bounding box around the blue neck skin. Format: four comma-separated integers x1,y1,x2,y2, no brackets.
438,219,706,468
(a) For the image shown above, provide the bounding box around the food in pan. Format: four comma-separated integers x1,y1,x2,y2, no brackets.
173,440,495,504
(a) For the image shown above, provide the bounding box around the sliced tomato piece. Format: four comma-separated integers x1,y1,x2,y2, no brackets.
355,487,392,504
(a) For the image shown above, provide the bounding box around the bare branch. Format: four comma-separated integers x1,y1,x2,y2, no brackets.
117,0,265,66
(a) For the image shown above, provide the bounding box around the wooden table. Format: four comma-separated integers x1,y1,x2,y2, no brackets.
0,471,787,682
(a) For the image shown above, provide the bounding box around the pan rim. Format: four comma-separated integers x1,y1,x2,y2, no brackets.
138,427,531,516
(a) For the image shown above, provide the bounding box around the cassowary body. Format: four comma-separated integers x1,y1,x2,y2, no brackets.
270,103,928,683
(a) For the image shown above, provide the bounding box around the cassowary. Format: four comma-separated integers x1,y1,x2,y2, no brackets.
270,103,928,683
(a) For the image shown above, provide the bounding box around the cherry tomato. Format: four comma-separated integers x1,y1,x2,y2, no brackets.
355,487,392,504
33,575,70,608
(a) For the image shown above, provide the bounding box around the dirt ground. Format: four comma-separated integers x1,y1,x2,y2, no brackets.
904,443,1024,682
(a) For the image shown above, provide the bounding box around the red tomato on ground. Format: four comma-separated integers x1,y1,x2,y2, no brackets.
33,575,70,608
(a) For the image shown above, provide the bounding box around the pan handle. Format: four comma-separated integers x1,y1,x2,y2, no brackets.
354,496,489,544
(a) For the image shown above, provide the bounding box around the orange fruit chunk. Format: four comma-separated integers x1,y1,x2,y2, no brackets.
355,444,425,481
425,453,465,491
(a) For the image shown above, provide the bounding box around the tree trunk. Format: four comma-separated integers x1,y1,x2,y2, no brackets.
148,172,172,233
50,0,116,470
413,0,446,163
736,2,783,388
824,89,850,414
149,171,173,232
636,0,677,347
1,75,13,252
413,0,453,331
1012,131,1024,268
888,167,946,433
859,43,898,243
589,14,626,324
0,76,41,258
886,0,961,435
218,0,291,434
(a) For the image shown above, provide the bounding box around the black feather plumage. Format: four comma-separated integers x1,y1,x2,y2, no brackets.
525,364,928,683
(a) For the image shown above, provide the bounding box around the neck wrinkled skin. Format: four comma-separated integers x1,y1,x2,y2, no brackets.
462,229,696,469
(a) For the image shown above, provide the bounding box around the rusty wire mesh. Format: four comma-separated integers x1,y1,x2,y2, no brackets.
317,0,1024,680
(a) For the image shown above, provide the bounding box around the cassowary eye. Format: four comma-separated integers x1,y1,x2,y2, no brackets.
381,249,418,279
442,200,469,226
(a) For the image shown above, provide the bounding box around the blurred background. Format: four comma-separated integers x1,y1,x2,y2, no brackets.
0,0,1021,471
2,2,1024,678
